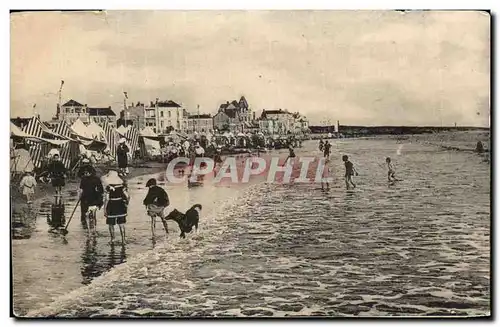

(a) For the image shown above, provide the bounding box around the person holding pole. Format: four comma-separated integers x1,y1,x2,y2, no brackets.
47,152,67,205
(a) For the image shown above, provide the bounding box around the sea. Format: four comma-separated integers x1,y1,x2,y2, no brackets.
12,132,490,317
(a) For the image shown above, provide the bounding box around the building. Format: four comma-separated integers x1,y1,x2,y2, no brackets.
156,100,188,134
88,107,116,125
292,112,310,133
59,99,87,124
259,109,295,134
187,114,213,133
59,99,116,125
213,96,252,132
117,102,146,129
144,102,157,133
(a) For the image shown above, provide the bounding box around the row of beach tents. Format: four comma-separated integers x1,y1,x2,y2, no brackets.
10,117,164,173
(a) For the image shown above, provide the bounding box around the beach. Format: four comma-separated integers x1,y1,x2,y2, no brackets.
12,133,490,317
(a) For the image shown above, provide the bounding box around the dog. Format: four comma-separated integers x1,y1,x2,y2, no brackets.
164,204,202,238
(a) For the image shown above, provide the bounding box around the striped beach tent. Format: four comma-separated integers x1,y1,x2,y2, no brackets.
101,120,119,158
53,121,80,169
21,116,50,168
125,126,140,153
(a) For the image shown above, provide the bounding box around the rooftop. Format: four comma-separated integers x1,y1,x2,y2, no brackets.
62,99,84,107
189,114,212,119
88,107,116,116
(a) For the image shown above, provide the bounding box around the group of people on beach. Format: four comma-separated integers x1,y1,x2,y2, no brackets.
16,138,401,244
317,139,398,191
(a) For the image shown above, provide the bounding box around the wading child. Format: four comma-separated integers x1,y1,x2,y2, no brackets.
324,141,332,159
19,171,37,204
284,144,296,166
102,170,129,245
143,178,170,239
386,157,396,182
321,159,331,191
342,155,358,190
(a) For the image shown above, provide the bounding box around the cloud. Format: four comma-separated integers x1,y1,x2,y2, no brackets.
10,10,490,126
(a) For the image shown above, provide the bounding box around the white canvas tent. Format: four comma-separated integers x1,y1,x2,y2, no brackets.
143,138,161,156
140,126,157,138
11,148,34,173
71,119,93,139
116,125,129,136
87,121,106,141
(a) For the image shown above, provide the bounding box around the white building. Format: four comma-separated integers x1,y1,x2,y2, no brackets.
59,99,116,125
259,109,295,134
292,113,310,133
188,114,213,133
156,100,188,133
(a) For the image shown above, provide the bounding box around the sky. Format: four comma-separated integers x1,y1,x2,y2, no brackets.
10,10,490,126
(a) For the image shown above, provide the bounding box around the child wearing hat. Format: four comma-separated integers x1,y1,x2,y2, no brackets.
102,170,129,244
19,171,37,204
143,178,170,239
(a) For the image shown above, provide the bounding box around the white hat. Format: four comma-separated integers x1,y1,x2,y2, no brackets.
102,170,123,186
82,158,90,163
119,138,126,144
49,149,60,157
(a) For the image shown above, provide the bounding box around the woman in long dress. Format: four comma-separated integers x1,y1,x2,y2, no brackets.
102,170,130,244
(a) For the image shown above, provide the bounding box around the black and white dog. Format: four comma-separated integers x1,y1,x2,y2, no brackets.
165,204,202,238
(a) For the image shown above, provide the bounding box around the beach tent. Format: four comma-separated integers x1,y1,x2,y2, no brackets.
116,125,129,137
143,137,161,156
140,126,157,138
87,121,106,141
11,148,34,173
71,119,93,139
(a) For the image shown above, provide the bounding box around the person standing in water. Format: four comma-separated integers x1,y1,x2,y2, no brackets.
19,171,37,204
342,155,358,189
319,139,324,152
79,168,104,229
102,170,129,245
285,144,296,166
47,152,67,205
116,138,130,177
323,141,332,159
386,157,396,182
143,178,170,239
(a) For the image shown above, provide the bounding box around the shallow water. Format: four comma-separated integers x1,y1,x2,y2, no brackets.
13,137,490,317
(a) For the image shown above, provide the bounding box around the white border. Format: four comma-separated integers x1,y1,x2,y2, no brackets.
3,1,497,327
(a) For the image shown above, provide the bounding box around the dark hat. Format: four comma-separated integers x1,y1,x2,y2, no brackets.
146,178,157,187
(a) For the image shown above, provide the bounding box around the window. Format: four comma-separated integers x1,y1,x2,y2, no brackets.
168,111,171,118
160,111,164,118
160,121,164,128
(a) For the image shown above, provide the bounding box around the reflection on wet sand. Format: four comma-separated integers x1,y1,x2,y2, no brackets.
80,236,127,285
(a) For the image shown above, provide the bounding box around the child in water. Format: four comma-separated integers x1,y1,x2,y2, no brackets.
386,157,396,182
342,155,358,189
